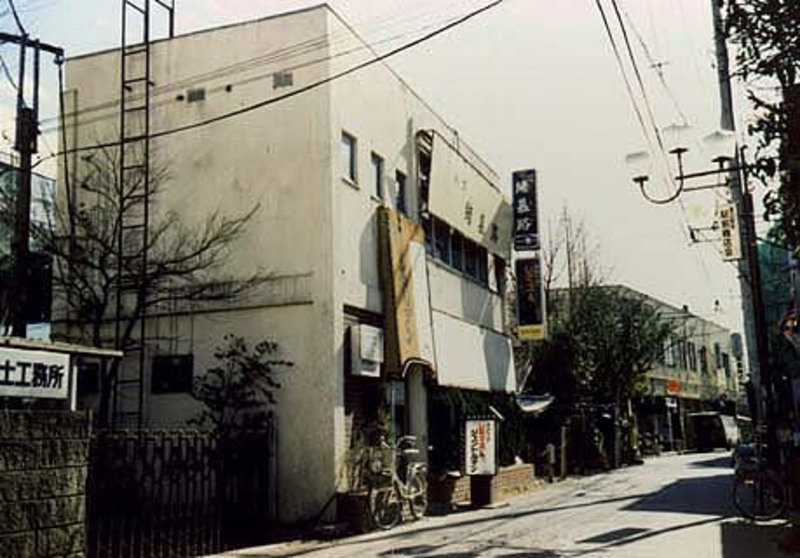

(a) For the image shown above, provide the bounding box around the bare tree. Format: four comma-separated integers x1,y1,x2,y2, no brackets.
37,142,266,423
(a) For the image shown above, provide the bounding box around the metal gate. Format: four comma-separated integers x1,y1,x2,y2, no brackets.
86,424,276,558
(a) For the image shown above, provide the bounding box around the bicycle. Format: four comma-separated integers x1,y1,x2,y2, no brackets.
366,435,428,530
732,433,787,521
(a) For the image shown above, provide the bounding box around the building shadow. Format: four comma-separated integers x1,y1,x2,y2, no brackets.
720,520,799,558
624,473,736,516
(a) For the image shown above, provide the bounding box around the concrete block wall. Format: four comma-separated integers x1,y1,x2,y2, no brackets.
0,411,91,558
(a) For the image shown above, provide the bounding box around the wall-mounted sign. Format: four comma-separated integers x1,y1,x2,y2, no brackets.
0,347,70,399
427,134,512,256
717,203,741,261
465,419,496,475
350,324,384,378
512,169,539,251
516,257,546,341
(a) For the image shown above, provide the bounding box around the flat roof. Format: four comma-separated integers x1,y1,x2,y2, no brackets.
0,336,123,358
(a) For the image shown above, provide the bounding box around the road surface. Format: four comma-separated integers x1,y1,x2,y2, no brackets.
220,452,797,557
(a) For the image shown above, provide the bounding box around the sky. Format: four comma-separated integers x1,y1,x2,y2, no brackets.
0,0,754,337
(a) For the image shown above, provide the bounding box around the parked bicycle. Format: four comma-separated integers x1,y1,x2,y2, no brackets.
732,430,787,521
366,435,428,530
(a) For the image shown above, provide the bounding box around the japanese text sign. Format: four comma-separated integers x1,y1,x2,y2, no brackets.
465,419,497,475
513,169,539,251
516,256,546,341
0,347,70,399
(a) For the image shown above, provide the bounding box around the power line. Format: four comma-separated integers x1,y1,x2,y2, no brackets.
41,0,473,128
43,14,463,135
44,0,504,160
6,0,26,35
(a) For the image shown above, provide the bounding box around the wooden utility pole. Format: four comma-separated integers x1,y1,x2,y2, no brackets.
1,33,63,337
709,2,771,424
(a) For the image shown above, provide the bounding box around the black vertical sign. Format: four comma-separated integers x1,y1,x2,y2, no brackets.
516,257,545,340
513,169,539,251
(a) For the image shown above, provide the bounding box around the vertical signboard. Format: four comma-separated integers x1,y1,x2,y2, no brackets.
377,207,436,377
465,419,496,475
516,256,546,340
512,169,539,251
717,203,741,261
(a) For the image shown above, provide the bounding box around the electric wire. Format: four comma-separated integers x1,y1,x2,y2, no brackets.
6,0,26,35
40,0,475,127
41,13,464,135
35,0,504,162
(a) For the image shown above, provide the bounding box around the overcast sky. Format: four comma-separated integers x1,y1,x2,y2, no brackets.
0,0,752,335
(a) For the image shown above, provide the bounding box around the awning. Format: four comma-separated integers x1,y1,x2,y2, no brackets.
515,393,555,416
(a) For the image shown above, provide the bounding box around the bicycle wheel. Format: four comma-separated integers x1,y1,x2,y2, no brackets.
368,483,401,530
406,468,428,520
733,471,786,521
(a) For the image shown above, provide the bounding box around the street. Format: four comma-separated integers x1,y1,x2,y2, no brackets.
223,452,797,558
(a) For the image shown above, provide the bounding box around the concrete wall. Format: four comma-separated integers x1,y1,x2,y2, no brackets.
0,411,90,558
60,5,513,523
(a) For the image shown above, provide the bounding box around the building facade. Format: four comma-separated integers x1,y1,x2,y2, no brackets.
632,287,742,450
60,5,515,522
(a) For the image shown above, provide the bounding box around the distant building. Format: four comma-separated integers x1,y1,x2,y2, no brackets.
0,152,54,339
61,5,515,522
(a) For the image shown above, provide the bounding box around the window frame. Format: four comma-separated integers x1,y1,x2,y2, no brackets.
341,131,358,185
395,170,407,214
370,152,384,200
151,354,194,395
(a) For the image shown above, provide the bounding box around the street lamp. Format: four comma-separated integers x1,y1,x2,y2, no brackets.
624,128,738,204
625,126,773,445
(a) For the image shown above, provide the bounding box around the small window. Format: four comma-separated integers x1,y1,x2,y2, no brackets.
423,216,432,254
699,346,709,374
77,361,101,396
273,70,293,89
714,342,722,369
152,354,194,394
395,170,407,214
433,219,451,264
341,132,357,183
464,239,477,278
186,87,206,103
371,152,384,199
451,231,464,271
493,255,506,293
476,246,488,286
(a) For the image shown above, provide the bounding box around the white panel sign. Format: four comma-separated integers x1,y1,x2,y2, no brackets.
428,135,512,256
432,310,516,392
359,324,384,363
718,203,741,261
465,419,497,475
0,347,70,399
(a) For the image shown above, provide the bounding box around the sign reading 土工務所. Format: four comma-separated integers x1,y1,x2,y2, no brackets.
0,347,70,399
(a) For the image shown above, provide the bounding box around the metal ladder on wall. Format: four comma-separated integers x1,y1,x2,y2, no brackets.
112,0,175,429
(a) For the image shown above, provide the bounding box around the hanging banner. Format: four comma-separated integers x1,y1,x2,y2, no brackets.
0,347,70,399
465,419,496,475
512,169,539,251
516,257,546,341
377,206,436,377
717,203,741,261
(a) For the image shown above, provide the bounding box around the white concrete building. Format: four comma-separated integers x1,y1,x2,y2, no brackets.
60,5,516,522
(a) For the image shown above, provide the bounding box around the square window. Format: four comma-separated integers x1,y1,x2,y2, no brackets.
395,170,407,214
151,354,194,394
341,132,357,183
371,152,384,199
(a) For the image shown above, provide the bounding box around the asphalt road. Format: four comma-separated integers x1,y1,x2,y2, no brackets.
221,452,798,558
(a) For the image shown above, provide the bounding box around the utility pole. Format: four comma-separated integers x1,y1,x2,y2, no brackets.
1,33,63,338
709,1,771,425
